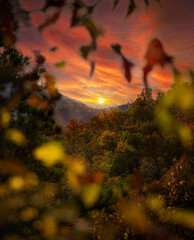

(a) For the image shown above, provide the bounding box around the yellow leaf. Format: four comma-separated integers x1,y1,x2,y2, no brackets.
67,160,85,193
21,207,38,221
178,125,192,145
0,108,10,128
167,209,194,229
34,141,65,167
9,176,24,191
146,195,164,212
81,184,101,208
6,128,26,146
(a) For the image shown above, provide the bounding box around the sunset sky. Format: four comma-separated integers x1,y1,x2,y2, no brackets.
17,0,194,108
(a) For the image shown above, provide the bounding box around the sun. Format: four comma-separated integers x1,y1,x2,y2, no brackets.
98,98,104,104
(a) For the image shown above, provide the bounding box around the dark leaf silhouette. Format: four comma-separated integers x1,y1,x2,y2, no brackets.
144,0,150,7
38,9,61,32
80,41,96,60
50,46,58,51
42,0,66,11
80,19,100,60
126,0,137,17
89,61,95,77
143,38,173,88
112,0,120,11
70,0,82,27
111,44,134,83
154,0,162,6
83,19,103,39
70,0,97,27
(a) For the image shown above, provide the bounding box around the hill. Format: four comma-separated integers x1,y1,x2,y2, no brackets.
54,95,130,128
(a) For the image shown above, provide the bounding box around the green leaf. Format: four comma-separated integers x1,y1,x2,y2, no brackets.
83,19,103,39
80,41,96,60
55,61,66,68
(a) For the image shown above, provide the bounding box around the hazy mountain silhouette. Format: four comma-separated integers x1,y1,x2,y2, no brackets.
54,95,130,128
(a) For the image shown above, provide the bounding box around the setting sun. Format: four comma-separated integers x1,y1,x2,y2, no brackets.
98,98,104,104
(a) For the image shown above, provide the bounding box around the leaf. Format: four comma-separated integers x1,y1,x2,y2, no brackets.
42,0,66,11
122,56,134,82
167,209,194,229
78,172,103,184
126,0,137,18
83,19,103,39
45,74,59,97
112,0,120,11
6,128,26,146
33,141,66,167
70,1,98,27
89,61,95,77
81,183,101,208
55,60,66,68
8,176,24,191
111,44,134,82
29,95,50,110
50,46,58,51
38,9,61,32
0,108,10,128
144,0,149,6
154,0,162,6
20,207,38,221
143,38,173,88
80,41,96,60
70,0,83,27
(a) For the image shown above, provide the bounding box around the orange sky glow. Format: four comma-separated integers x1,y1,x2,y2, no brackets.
17,0,194,108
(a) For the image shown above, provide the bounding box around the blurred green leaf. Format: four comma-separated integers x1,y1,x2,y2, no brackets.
55,61,66,68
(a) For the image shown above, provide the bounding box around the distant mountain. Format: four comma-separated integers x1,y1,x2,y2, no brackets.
115,102,131,111
54,95,130,128
54,95,101,128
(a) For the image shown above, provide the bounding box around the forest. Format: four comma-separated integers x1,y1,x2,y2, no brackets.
0,0,194,240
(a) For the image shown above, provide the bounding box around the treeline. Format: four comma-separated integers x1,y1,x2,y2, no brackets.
65,88,194,225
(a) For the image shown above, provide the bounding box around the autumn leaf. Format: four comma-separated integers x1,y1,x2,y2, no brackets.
89,61,95,77
143,38,173,88
83,19,103,39
50,46,58,51
38,9,61,32
111,44,134,82
33,141,66,167
144,0,150,7
6,128,26,146
55,61,66,68
81,183,101,208
42,0,66,11
126,0,137,18
80,40,96,60
112,0,120,11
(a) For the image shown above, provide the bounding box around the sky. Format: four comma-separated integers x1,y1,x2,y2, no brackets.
17,0,194,108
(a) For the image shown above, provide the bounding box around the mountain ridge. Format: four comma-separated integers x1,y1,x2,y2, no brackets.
54,95,130,128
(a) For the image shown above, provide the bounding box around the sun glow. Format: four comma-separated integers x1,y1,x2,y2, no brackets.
98,98,104,104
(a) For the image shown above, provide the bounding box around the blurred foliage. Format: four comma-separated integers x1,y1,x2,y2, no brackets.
0,0,193,240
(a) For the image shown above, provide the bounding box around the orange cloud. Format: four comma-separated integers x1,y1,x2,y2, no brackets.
17,0,194,107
